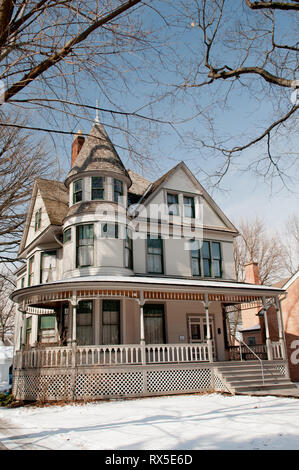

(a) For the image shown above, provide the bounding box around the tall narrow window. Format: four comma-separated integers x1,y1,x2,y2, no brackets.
125,228,133,269
102,300,120,344
20,277,25,289
76,224,94,267
190,239,201,276
34,208,42,231
76,301,93,346
40,251,57,283
73,179,83,204
202,241,211,277
167,193,179,216
114,179,123,203
183,196,195,218
212,242,222,278
28,255,34,286
147,236,164,274
91,176,104,200
144,304,165,344
26,317,32,345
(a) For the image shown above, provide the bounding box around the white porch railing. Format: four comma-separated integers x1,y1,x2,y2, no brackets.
15,343,210,369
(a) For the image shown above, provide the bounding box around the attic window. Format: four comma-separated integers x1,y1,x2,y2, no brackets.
73,179,83,204
167,193,179,216
183,196,195,218
34,208,42,231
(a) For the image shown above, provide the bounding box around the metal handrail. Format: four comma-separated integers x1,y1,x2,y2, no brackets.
233,336,265,385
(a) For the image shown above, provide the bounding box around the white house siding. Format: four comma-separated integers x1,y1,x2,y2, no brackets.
25,190,50,247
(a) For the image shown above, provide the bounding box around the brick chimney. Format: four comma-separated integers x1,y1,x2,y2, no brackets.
71,130,85,167
244,261,260,285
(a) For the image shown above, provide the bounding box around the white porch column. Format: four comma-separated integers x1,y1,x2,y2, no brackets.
275,297,287,360
262,297,273,360
139,292,146,365
204,293,213,363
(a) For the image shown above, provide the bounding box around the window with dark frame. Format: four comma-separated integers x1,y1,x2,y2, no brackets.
73,179,83,204
76,224,94,267
202,240,211,277
212,241,222,278
190,239,201,276
167,193,179,216
147,235,164,274
28,255,34,286
125,228,133,269
91,176,105,200
114,179,123,203
183,196,195,218
37,315,56,342
26,317,32,345
102,300,120,345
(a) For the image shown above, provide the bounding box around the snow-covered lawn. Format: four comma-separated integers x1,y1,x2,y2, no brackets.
0,393,299,450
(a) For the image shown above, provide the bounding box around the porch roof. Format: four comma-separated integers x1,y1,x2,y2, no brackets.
12,275,285,307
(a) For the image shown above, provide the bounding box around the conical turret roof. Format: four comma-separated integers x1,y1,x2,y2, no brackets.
65,122,132,186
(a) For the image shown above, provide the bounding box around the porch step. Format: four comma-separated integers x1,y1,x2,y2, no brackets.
215,362,297,396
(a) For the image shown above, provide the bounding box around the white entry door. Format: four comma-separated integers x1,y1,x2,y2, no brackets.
188,316,216,360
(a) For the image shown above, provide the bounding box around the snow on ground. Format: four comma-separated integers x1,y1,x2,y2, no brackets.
0,393,299,450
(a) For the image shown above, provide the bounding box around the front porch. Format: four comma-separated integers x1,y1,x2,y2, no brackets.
11,276,289,401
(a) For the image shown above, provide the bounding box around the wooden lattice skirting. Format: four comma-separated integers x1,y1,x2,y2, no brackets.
12,363,229,402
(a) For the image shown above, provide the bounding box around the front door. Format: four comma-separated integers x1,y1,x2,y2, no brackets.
188,316,216,360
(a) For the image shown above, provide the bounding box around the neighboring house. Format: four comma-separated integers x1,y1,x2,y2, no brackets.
240,265,299,381
10,120,296,401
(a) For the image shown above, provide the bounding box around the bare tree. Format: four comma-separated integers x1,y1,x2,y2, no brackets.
234,216,286,284
0,112,51,265
281,214,299,276
0,271,15,343
155,0,299,187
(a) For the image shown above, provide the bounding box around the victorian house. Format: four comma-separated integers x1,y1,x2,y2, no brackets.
11,119,297,402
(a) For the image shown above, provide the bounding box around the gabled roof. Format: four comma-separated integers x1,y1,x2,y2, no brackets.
18,178,68,255
37,179,69,225
65,122,132,186
136,161,239,234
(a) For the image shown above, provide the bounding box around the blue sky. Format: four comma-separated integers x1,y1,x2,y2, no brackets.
6,0,298,233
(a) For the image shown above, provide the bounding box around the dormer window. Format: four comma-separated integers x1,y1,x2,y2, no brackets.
34,208,42,231
114,179,123,203
73,179,83,204
91,177,104,200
